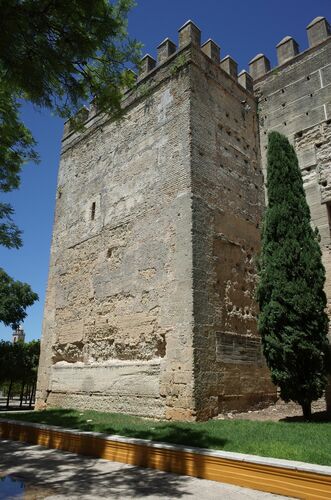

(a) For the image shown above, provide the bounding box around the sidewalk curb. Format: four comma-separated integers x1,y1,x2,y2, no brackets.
0,418,330,499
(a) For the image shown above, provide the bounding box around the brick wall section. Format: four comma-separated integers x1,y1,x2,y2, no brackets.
190,47,276,419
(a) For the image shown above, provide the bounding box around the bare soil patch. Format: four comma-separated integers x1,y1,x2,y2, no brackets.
216,398,329,422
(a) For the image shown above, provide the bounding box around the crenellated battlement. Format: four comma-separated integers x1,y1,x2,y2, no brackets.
249,16,330,81
63,20,256,140
63,15,330,139
136,20,253,91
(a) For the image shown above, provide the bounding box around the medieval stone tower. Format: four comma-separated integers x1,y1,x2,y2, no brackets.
36,16,331,420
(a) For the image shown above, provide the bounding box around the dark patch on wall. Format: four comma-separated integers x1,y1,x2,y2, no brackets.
216,332,263,364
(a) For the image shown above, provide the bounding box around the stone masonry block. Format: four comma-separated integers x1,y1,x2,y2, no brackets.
238,70,253,92
220,56,238,79
276,36,299,65
157,38,177,65
178,20,201,48
201,39,220,64
249,53,271,80
307,16,331,48
140,54,156,77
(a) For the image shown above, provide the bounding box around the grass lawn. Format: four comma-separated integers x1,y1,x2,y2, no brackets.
1,408,331,466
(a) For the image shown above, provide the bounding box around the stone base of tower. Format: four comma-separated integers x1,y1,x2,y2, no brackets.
36,357,277,421
36,360,166,419
193,360,277,421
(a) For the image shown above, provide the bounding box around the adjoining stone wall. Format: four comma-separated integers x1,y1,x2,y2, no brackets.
189,46,276,419
253,33,331,325
294,122,331,325
251,20,331,409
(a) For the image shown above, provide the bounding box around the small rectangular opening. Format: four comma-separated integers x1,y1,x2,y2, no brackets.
91,202,96,220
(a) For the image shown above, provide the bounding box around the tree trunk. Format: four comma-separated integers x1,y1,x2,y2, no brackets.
29,383,35,408
20,381,25,407
25,385,29,403
6,380,13,408
302,401,312,420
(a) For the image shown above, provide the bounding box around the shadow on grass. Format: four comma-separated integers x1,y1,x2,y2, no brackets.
0,406,35,412
117,423,228,449
280,410,331,423
1,409,96,429
0,409,227,449
0,397,35,412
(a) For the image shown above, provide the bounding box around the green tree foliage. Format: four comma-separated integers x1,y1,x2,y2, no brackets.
0,0,140,327
0,0,140,119
257,131,330,419
0,267,38,329
0,269,38,328
0,339,40,407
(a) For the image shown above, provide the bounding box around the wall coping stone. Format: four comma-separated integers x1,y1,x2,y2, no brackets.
276,36,293,47
307,16,327,29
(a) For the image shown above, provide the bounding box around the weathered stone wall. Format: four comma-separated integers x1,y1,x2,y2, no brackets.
294,122,331,324
190,46,276,419
253,32,331,324
37,49,195,419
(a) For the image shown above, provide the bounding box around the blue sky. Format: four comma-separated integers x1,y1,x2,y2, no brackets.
0,0,329,342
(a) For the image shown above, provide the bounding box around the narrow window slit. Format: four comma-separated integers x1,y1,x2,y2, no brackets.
91,202,96,220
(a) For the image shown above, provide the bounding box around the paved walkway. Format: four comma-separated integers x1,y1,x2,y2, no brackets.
0,440,291,499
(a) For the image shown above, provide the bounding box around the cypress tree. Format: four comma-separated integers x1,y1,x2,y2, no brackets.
257,131,330,419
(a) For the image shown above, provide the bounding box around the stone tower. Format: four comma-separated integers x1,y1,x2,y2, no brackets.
12,326,25,344
36,16,331,420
